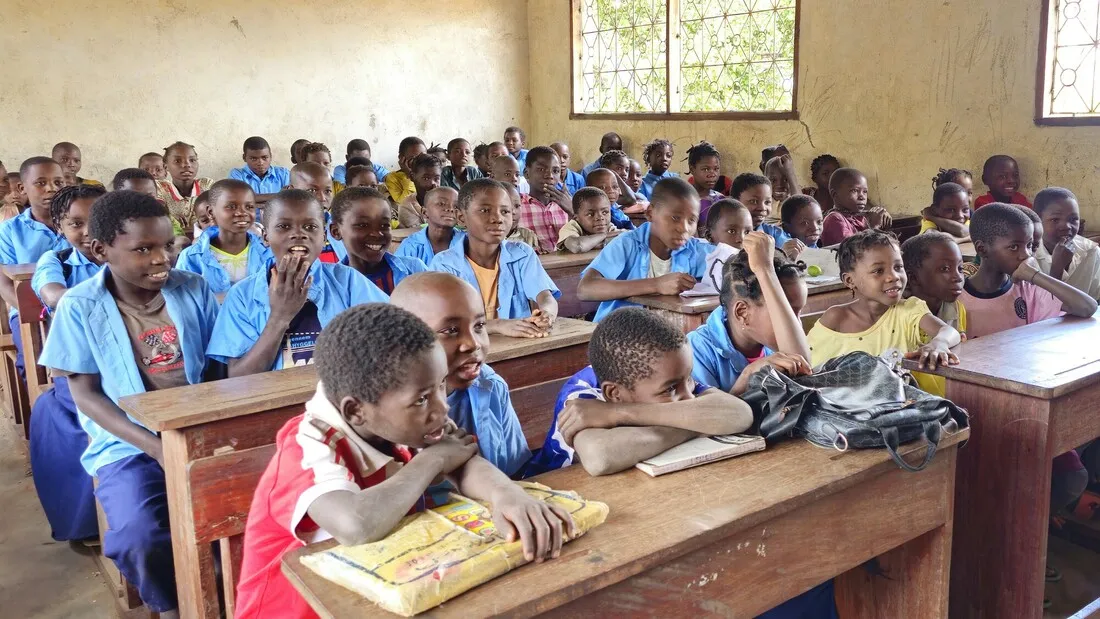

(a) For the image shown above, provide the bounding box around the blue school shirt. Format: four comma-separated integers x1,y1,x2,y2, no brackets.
39,268,219,475
174,227,273,294
394,228,467,265
580,160,601,179
206,260,388,371
32,248,102,303
332,162,390,185
339,252,427,291
584,222,708,322
687,306,773,393
0,209,70,318
515,149,529,173
610,206,634,230
228,165,290,195
321,211,348,263
447,364,531,477
758,222,792,246
429,240,559,320
639,170,679,199
562,169,585,196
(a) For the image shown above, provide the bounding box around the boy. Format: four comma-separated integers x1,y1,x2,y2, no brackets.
975,155,1032,209
234,303,572,619
557,187,618,253
138,152,167,181
332,138,389,185
586,168,636,231
429,179,559,338
396,153,442,228
441,137,483,190
40,191,221,618
392,272,533,476
290,139,310,165
1033,187,1100,299
531,306,752,476
577,177,708,322
289,162,345,262
580,132,623,179
520,146,573,253
52,142,102,187
385,136,427,205
504,126,529,172
550,142,585,195
5,171,25,210
819,168,891,246
207,189,388,376
229,136,290,205
111,168,158,196
329,187,426,294
487,142,531,193
395,187,464,264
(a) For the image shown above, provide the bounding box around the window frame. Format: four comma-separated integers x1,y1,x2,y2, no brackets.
568,0,801,120
1035,0,1100,126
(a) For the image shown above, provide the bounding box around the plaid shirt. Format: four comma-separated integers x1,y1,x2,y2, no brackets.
518,193,569,253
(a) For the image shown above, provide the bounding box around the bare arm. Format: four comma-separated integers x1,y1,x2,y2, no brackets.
756,255,810,361
577,268,660,300
253,192,279,204
38,282,68,310
227,320,291,377
573,426,697,476
563,233,610,254
67,373,163,462
594,389,751,435
918,314,961,349
1035,271,1099,317
535,290,558,323
615,174,638,207
0,276,17,309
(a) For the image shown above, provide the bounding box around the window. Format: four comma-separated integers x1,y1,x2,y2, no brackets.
1037,0,1100,124
570,0,799,119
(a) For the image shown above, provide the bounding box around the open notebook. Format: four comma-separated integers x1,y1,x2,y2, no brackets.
636,434,765,476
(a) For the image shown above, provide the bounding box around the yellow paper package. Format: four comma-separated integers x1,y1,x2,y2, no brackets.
299,481,609,616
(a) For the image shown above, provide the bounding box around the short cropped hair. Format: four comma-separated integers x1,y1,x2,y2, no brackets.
729,172,769,199
398,136,426,157
330,186,388,225
111,168,155,191
315,304,439,406
206,178,254,209
590,307,685,389
20,156,60,179
346,138,370,155
49,184,106,228
901,231,956,279
52,141,79,155
706,198,749,235
1034,187,1077,215
504,126,526,140
447,137,470,151
410,153,441,174
301,142,331,160
346,156,372,169
242,136,270,152
88,191,169,246
571,187,608,213
263,188,321,227
456,178,507,211
829,167,864,192
138,152,162,164
345,166,376,185
650,176,697,208
932,182,967,207
982,154,1017,178
523,146,556,169
836,229,899,275
1017,203,1041,225
780,194,818,225
969,202,1031,247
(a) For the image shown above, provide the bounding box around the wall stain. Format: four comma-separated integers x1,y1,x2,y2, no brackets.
230,18,246,38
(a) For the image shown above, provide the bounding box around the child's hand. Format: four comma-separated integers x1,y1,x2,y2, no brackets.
269,255,312,325
491,318,548,338
1012,257,1042,283
420,424,479,474
530,308,556,330
733,352,812,395
743,231,777,274
782,238,806,261
489,485,576,563
867,207,892,230
558,398,620,445
543,184,571,208
905,344,959,371
1051,237,1075,277
654,272,697,295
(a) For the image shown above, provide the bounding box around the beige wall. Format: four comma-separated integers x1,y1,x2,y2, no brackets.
527,0,1100,219
0,0,529,184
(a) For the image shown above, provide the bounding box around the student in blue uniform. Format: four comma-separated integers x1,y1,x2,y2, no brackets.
332,138,389,185
577,177,708,322
394,187,465,264
329,187,426,294
730,172,795,249
391,272,531,477
288,162,346,263
639,139,678,198
175,179,272,294
40,190,221,617
429,179,559,338
207,189,388,376
228,136,290,206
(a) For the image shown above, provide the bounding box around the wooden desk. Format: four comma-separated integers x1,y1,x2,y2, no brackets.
119,318,595,619
629,279,850,333
957,240,976,261
388,226,417,252
2,263,36,282
902,313,1100,618
539,250,600,318
283,432,967,618
0,263,38,433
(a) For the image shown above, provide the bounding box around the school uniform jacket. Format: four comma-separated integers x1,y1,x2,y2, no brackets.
32,248,102,301
0,208,70,318
447,364,531,478
339,252,428,287
175,227,274,294
584,221,708,322
206,260,389,371
394,228,467,265
686,306,772,393
428,240,560,320
39,268,219,475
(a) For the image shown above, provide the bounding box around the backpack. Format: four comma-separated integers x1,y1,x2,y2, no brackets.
742,351,968,472
56,247,75,282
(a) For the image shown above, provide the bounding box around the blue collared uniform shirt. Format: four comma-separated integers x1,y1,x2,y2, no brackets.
429,240,559,319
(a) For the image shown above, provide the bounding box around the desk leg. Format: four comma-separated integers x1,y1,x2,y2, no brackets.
163,429,219,619
835,523,952,618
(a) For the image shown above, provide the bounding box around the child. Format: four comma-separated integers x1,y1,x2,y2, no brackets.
519,146,573,253
4,171,25,211
804,154,840,212
557,187,618,253
819,168,891,246
441,137,483,190
550,142,586,195
385,136,427,205
975,155,1031,209
52,142,102,187
330,187,427,294
345,163,379,190
429,179,559,337
229,136,290,205
156,142,214,236
427,143,449,167
207,189,388,376
640,139,677,199
900,231,967,395
301,142,342,191
473,143,492,176
395,187,464,264
40,190,221,617
33,183,106,310
167,236,191,266
1019,204,1044,253
534,306,753,476
807,230,961,374
584,169,635,231
684,142,725,222
625,159,648,212
962,203,1097,339
138,152,167,181
580,132,623,178
289,138,310,165
763,153,800,205
690,232,811,394
920,182,971,241
704,199,754,250
504,126,529,172
933,167,974,206
504,185,542,251
780,194,824,251
109,168,156,197
396,153,443,228
175,179,272,294
730,173,793,249
1033,187,1100,299
332,138,389,185
578,177,708,322
760,144,790,172
596,150,641,210
289,162,345,263
193,190,214,234
233,303,571,619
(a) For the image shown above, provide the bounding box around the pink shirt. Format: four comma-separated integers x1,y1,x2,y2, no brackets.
959,279,1063,339
820,210,869,246
518,194,569,253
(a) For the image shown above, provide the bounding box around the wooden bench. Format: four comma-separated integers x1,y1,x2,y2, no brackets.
0,263,35,437
284,430,968,618
902,311,1100,618
539,249,600,318
118,318,596,619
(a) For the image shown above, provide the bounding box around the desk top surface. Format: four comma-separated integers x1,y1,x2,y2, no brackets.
2,263,36,281
538,250,601,270
628,279,847,314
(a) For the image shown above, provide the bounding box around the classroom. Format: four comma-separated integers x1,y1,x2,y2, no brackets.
2,0,1100,617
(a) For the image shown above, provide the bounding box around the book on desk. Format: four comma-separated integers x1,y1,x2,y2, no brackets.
635,433,765,476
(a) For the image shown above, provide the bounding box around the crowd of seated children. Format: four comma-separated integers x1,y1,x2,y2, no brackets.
329,187,426,294
557,187,619,254
703,199,754,251
819,168,892,246
1033,187,1100,299
175,179,271,294
920,181,971,241
975,155,1031,209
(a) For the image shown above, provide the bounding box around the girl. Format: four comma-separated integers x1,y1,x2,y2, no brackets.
596,149,641,211
156,141,213,235
933,167,974,207
624,159,649,214
329,187,427,294
763,153,800,204
689,231,811,395
920,182,971,241
804,154,840,212
684,141,725,224
704,199,754,250
730,173,807,259
640,139,677,198
781,194,824,252
807,230,960,372
900,231,967,395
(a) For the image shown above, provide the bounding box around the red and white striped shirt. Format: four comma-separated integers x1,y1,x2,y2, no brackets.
518,193,569,253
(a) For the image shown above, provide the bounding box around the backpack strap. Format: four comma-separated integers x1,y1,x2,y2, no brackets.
881,421,941,472
56,248,74,282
